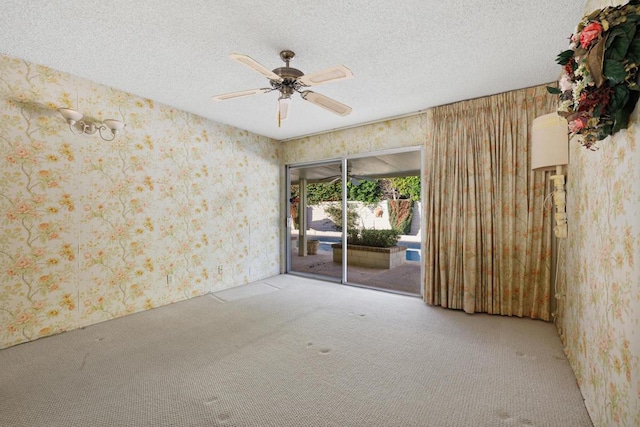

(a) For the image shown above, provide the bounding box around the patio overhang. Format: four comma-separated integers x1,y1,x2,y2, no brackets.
289,151,421,184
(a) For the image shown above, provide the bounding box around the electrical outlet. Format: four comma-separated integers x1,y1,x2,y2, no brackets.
217,265,223,275
167,274,173,285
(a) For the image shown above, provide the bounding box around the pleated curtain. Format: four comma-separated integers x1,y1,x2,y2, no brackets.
423,85,557,320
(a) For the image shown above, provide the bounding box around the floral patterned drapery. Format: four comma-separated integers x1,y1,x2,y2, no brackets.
423,85,557,320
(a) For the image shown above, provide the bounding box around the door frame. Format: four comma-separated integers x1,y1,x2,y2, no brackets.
285,146,424,297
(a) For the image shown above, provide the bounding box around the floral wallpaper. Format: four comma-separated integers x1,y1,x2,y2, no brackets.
558,1,640,426
562,111,640,427
0,54,281,348
282,114,427,165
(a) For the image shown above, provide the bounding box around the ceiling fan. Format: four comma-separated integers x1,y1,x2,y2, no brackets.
212,50,353,126
326,164,370,186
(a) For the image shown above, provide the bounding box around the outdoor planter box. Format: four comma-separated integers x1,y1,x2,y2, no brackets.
331,244,406,269
307,239,319,255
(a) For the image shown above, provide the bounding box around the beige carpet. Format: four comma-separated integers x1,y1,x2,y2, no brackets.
0,275,592,426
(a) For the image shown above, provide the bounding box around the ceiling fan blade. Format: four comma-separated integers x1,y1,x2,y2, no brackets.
230,53,283,81
212,88,269,101
298,65,353,87
300,91,352,116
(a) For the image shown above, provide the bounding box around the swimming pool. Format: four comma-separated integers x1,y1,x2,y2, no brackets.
312,236,421,261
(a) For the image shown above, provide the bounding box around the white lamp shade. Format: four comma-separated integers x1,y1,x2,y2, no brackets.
103,119,126,131
531,113,569,171
277,97,290,121
57,108,83,122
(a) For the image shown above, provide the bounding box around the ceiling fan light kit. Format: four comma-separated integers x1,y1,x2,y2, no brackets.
277,96,290,126
213,50,353,126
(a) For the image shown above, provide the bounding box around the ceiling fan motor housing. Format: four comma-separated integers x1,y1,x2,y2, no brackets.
271,66,304,97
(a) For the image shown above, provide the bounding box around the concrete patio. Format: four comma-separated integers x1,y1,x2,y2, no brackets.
290,246,422,296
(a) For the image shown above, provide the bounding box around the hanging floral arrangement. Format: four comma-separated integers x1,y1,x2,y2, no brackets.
548,1,640,149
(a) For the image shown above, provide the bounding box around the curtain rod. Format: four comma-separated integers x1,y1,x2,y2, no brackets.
278,81,557,143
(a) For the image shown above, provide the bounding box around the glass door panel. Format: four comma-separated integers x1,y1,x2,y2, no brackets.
288,161,343,281
342,153,422,295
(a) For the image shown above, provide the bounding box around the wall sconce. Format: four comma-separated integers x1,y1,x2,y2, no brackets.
58,108,126,141
531,113,569,239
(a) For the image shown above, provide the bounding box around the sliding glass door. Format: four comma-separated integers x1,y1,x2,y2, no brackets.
287,160,343,281
286,148,423,296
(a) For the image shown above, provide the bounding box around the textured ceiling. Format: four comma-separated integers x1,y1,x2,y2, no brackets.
0,0,584,141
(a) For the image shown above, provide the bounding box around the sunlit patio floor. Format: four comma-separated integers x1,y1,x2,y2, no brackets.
290,247,422,296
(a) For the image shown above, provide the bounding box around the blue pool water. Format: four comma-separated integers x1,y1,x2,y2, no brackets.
313,236,421,261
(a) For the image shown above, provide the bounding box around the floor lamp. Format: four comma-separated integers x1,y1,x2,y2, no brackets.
531,113,569,238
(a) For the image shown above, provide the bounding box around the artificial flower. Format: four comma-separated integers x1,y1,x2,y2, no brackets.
559,74,574,92
579,22,603,49
568,116,587,133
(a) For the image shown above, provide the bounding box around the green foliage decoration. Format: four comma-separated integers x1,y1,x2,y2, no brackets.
548,0,640,149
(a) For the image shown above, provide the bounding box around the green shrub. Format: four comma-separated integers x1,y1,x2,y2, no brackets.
304,180,382,205
306,182,341,204
347,228,400,248
388,199,414,235
325,203,359,231
347,180,381,204
390,176,421,202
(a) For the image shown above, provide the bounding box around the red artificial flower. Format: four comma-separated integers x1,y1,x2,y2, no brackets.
564,59,575,77
580,22,603,49
568,116,588,133
577,85,612,112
